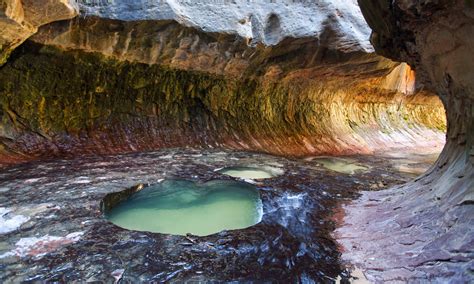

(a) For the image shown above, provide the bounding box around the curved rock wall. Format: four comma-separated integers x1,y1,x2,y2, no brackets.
0,1,446,166
0,17,445,165
337,0,473,281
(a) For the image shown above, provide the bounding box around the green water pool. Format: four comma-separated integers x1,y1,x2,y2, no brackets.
106,179,263,236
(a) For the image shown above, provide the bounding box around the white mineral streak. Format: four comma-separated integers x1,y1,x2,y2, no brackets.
0,232,84,259
78,0,373,51
0,208,30,234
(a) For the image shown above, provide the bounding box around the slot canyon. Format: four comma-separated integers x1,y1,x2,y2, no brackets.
0,0,472,282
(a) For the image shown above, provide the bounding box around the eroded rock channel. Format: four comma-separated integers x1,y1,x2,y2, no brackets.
0,0,472,282
0,149,438,282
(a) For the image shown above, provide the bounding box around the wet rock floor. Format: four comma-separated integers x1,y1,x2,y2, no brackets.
0,148,438,282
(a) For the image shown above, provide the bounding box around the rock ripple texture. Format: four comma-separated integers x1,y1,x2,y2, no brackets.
337,1,474,282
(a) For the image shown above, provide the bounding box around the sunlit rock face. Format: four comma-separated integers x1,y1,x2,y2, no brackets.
0,37,445,164
0,0,77,65
337,1,474,282
0,4,446,164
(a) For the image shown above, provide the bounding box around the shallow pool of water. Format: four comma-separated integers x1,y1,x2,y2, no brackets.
218,166,282,179
105,179,263,236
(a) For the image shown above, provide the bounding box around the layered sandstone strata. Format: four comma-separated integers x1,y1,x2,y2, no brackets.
0,18,445,164
337,1,473,281
0,1,446,164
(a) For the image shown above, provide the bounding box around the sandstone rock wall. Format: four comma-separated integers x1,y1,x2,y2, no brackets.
1,0,375,66
0,11,447,165
77,0,373,51
0,0,77,64
337,1,473,281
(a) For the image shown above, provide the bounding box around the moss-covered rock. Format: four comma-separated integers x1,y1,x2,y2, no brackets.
0,42,445,163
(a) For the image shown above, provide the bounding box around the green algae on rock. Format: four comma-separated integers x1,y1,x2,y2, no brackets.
0,41,446,164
